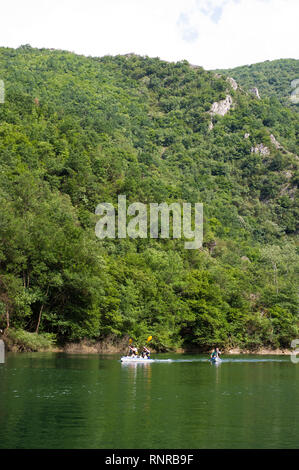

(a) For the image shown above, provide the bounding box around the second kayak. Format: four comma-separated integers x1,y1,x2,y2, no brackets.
210,356,222,364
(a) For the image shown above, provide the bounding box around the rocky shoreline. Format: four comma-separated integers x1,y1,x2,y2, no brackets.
1,333,292,355
45,341,294,356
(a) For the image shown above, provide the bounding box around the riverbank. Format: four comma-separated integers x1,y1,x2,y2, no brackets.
1,332,292,355
41,340,294,356
1,329,57,353
174,346,292,355
226,347,292,355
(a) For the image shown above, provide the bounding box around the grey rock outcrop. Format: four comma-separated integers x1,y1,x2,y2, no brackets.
269,133,299,159
251,143,270,156
250,87,261,99
189,63,200,70
227,77,238,91
210,95,233,116
270,134,282,150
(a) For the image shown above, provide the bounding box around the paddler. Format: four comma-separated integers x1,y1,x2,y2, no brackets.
211,347,221,360
142,346,150,359
129,344,138,357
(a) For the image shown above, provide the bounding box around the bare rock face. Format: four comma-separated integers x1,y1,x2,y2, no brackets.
208,120,214,131
269,133,298,159
251,143,270,156
210,95,233,116
124,52,136,58
244,133,250,139
290,79,299,104
227,77,238,91
270,134,283,150
189,63,200,70
250,87,261,99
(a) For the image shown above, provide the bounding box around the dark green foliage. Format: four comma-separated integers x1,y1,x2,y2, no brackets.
215,58,299,111
0,47,298,351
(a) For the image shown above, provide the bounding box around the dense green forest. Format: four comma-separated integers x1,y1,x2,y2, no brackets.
215,59,299,111
0,46,298,351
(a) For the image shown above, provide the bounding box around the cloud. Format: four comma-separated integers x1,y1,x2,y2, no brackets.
196,0,227,23
0,0,298,69
177,13,199,43
210,6,224,24
173,0,299,68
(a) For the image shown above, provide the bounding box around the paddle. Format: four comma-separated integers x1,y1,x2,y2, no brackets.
128,338,134,355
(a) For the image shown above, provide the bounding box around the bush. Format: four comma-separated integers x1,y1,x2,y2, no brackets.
5,328,56,352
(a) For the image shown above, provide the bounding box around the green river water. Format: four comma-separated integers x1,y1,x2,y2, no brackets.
0,352,298,449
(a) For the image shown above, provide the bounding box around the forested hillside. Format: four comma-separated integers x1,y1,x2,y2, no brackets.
215,59,299,111
0,46,298,351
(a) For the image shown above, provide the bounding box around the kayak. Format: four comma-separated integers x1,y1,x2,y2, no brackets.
210,356,222,364
121,356,154,363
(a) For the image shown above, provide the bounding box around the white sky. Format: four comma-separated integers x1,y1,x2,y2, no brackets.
0,0,298,69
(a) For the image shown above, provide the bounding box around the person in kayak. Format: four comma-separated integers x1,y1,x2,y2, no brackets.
211,347,221,360
129,344,138,357
142,346,150,359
